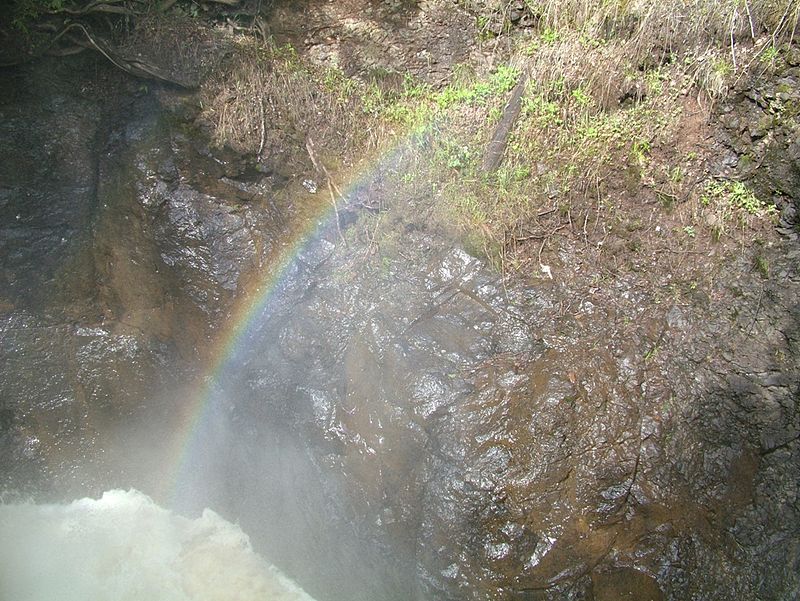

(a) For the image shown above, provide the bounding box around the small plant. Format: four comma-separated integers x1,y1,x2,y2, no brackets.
571,86,593,107
476,15,495,41
362,83,385,116
495,165,531,191
631,139,651,165
524,95,562,126
699,179,777,240
578,33,604,49
434,64,519,109
489,65,520,94
703,180,776,217
401,73,431,99
682,225,696,238
754,254,770,279
712,58,732,78
323,68,357,102
760,45,779,65
645,68,668,95
381,255,392,277
438,138,475,172
727,181,774,216
670,165,684,183
541,27,560,45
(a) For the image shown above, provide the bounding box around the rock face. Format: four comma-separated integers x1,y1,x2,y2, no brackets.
2,51,799,601
717,50,800,239
199,175,799,600
0,57,283,499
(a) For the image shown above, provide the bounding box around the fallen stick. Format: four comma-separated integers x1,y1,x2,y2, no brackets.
481,71,528,174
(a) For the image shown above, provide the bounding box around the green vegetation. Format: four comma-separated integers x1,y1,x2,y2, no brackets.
194,0,793,271
11,0,64,30
3,0,792,291
696,179,778,241
701,180,777,218
754,254,770,278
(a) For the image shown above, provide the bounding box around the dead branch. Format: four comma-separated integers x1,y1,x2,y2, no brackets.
481,71,528,173
1,20,196,89
306,137,347,246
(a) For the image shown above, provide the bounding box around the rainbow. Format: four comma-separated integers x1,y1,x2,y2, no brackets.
162,135,422,510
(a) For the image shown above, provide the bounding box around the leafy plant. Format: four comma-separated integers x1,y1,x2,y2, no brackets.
571,86,593,107
760,45,779,64
434,65,519,108
702,180,776,217
12,0,65,30
631,139,651,165
541,27,560,44
754,254,770,278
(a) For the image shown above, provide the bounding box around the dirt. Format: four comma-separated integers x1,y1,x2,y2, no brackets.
267,0,482,85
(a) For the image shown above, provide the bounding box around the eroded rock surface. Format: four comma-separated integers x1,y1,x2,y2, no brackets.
268,0,479,85
717,48,800,239
199,182,798,600
0,57,285,498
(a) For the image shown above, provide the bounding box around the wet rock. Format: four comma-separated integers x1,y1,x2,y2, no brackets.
592,567,664,601
0,61,101,314
2,35,800,601
716,61,800,227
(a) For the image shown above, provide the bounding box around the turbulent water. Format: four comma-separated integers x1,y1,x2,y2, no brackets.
0,490,317,601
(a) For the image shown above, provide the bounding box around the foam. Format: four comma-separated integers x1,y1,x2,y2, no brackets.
0,489,317,601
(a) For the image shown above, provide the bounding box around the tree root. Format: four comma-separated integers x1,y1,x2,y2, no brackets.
1,21,196,89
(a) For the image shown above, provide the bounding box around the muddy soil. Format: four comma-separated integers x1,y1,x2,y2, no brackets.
1,7,799,601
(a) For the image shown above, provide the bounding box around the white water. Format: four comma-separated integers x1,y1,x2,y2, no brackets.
0,489,317,601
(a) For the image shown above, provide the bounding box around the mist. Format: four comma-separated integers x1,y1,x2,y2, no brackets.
0,490,317,601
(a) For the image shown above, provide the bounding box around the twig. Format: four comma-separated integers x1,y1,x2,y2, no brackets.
306,137,347,247
325,180,345,245
513,222,568,242
653,188,679,204
730,9,738,71
747,286,765,335
257,99,265,157
364,213,383,258
46,22,194,87
621,450,641,513
500,243,510,299
744,0,756,40
537,237,547,265
771,0,795,47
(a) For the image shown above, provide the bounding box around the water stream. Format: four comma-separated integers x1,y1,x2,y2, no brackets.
0,489,317,601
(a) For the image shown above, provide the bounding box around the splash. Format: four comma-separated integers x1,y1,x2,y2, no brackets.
0,489,317,601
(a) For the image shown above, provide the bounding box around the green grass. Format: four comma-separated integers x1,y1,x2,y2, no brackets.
701,180,776,218
199,0,794,273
